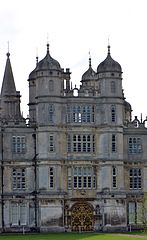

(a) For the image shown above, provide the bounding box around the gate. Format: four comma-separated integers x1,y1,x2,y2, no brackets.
71,202,94,231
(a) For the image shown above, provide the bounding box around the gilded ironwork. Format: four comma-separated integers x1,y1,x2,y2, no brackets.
71,202,94,231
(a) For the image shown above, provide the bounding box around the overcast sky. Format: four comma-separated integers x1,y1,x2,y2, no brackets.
0,0,147,119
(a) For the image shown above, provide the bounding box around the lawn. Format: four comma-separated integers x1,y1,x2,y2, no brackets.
0,233,146,240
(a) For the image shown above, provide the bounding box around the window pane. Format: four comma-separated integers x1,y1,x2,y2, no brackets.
11,204,18,225
12,136,26,154
72,166,95,190
129,202,135,224
74,177,77,188
67,105,95,123
20,204,27,225
129,168,142,189
68,134,95,153
128,137,142,154
12,168,26,191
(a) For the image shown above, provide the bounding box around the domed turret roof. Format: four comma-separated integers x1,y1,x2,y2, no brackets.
29,68,36,79
28,57,38,79
97,45,122,73
36,44,61,71
81,57,96,81
124,100,132,111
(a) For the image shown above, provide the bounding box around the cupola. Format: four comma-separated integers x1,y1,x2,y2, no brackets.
97,45,122,73
36,43,61,71
81,57,96,81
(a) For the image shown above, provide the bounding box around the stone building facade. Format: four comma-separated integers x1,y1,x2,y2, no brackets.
0,43,147,232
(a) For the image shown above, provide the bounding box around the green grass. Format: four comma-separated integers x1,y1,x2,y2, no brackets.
0,233,146,240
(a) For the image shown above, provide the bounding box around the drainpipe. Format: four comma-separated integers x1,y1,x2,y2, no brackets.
32,129,38,230
62,199,65,229
1,128,4,232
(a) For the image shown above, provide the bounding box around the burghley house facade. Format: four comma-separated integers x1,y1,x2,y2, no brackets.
0,44,147,232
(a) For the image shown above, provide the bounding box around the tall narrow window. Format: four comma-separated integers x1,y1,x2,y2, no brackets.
73,106,82,123
128,202,143,224
93,135,95,152
82,106,93,122
49,80,54,92
49,167,54,189
98,82,101,93
112,166,117,188
12,168,26,190
112,134,116,152
20,203,27,225
67,105,71,123
49,134,55,152
48,104,54,123
92,106,95,122
11,203,18,225
68,168,72,189
128,202,135,224
111,105,116,122
12,136,26,153
67,134,71,152
111,81,116,93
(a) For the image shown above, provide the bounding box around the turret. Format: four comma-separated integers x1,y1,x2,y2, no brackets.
96,45,124,126
0,52,24,123
97,45,123,98
28,44,71,125
79,56,96,96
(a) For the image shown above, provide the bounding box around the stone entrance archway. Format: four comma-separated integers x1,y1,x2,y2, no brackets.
71,202,94,231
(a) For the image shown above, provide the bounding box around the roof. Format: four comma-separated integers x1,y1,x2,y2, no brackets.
97,45,122,73
1,52,16,96
81,57,96,81
36,44,61,71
